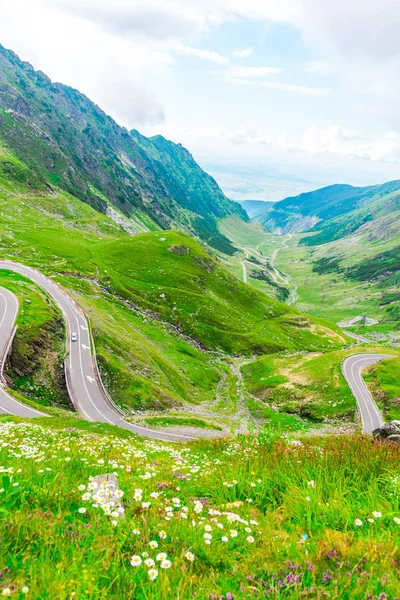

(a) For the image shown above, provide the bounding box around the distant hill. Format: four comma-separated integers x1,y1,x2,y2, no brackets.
257,180,400,239
0,44,247,254
239,199,274,219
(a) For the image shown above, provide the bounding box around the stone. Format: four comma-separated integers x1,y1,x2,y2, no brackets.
372,421,400,440
91,473,125,518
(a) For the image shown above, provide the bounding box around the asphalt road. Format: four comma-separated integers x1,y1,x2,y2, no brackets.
0,287,47,418
0,261,194,442
0,262,394,439
342,353,394,433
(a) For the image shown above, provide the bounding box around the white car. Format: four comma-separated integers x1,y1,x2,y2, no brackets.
71,332,78,342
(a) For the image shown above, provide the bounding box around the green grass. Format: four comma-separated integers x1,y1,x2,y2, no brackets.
241,346,399,423
219,215,399,338
365,357,400,421
143,416,223,431
0,418,399,599
0,148,348,421
0,270,68,408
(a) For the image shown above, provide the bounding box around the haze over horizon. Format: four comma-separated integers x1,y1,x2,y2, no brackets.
2,0,400,199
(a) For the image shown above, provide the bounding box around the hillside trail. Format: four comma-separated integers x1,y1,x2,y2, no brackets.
240,234,298,305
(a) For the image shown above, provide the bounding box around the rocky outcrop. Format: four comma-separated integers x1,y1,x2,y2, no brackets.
372,421,400,441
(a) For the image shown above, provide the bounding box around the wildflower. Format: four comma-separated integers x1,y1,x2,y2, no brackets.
204,533,212,540
204,525,212,532
354,519,363,527
144,558,155,568
148,568,158,581
142,502,151,509
372,511,382,519
130,555,142,567
160,559,172,569
158,530,167,539
393,517,400,524
149,540,158,549
305,496,311,502
221,536,228,542
78,485,86,491
115,490,124,498
307,480,315,488
82,492,91,501
2,589,11,597
78,507,87,514
245,527,252,533
132,529,141,535
22,588,29,595
230,530,238,537
246,536,255,543
88,482,98,490
156,553,167,562
111,520,118,526
367,518,375,524
185,551,195,562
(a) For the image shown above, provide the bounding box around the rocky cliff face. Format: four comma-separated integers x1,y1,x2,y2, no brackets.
0,44,247,254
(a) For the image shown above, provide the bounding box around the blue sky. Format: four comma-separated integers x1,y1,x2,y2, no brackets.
1,0,400,200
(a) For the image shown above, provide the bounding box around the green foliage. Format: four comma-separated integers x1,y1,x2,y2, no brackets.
0,44,245,250
365,357,400,421
0,271,68,408
144,416,222,430
0,419,399,599
347,245,400,282
0,153,345,416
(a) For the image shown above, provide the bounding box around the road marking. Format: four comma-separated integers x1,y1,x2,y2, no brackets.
0,262,197,441
81,344,90,351
342,354,393,433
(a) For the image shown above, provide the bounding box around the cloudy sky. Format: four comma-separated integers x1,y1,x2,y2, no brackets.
1,0,400,200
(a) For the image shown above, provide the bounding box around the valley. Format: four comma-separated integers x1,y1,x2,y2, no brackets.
0,39,399,600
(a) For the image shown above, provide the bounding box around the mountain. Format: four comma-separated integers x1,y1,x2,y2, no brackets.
258,180,400,238
0,145,346,412
0,44,247,254
250,178,400,329
239,199,274,219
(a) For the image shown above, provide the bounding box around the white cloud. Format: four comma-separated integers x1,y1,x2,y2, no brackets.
186,124,400,163
260,81,329,95
174,44,229,65
225,65,282,79
55,0,209,41
303,60,338,76
231,48,253,58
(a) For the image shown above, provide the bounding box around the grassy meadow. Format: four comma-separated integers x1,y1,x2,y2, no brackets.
0,417,399,599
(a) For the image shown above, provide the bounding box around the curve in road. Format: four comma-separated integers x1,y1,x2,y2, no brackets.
0,261,194,442
342,353,394,434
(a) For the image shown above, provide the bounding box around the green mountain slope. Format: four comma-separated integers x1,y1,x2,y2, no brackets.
0,147,346,419
259,180,400,237
0,44,246,254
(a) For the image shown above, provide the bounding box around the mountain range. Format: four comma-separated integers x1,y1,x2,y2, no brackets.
0,44,246,255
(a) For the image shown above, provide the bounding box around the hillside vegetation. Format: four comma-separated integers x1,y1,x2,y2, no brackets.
0,417,399,599
0,44,246,253
0,147,346,424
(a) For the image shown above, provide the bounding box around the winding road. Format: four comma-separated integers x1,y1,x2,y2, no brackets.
342,354,394,433
0,261,194,442
0,262,395,438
